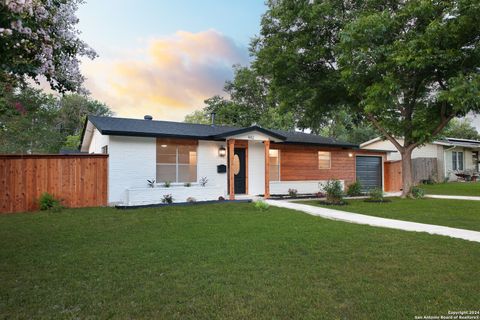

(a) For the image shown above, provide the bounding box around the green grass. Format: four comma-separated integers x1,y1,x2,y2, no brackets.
420,181,480,196
1,203,479,319
301,198,480,232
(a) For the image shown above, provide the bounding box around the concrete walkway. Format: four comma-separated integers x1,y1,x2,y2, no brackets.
426,194,480,201
265,200,480,243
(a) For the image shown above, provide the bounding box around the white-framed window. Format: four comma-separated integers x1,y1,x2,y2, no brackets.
269,149,280,181
318,151,331,169
156,141,197,183
452,151,464,171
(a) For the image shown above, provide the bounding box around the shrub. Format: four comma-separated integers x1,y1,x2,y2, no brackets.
147,179,155,188
38,192,63,211
163,181,171,188
162,194,173,204
200,177,208,187
218,196,225,201
288,188,298,197
184,182,191,187
186,196,196,203
410,186,425,199
346,181,362,197
254,200,269,211
367,188,384,202
322,180,344,204
315,191,325,198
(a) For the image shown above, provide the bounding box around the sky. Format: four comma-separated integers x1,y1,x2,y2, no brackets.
76,0,267,121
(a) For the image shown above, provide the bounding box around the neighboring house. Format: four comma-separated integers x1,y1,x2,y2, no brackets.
80,115,387,206
361,137,480,182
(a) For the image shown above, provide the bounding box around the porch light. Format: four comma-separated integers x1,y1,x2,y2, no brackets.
218,146,226,157
161,144,167,148
348,152,353,157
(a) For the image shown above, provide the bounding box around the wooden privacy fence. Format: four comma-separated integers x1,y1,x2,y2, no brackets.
0,154,108,213
384,157,439,192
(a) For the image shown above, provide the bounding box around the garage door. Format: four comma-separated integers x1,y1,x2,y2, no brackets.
356,156,382,191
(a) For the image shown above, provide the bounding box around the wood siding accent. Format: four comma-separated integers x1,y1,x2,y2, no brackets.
0,154,108,214
264,140,270,198
384,160,402,192
228,139,235,199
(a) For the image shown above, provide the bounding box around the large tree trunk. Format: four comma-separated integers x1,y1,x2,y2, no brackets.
400,147,414,198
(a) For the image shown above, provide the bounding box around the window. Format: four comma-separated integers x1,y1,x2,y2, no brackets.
318,151,331,169
452,151,464,171
269,149,280,181
156,141,197,183
101,145,108,154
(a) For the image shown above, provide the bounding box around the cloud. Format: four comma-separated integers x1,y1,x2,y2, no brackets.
81,30,249,121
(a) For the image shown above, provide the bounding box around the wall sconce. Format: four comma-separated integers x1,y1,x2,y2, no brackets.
218,146,226,157
348,152,354,158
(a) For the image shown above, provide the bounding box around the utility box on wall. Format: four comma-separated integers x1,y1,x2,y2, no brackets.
217,164,227,173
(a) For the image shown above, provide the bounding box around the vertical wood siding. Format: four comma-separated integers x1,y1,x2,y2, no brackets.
0,155,108,213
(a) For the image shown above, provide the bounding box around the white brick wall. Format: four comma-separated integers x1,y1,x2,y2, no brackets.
126,186,225,205
88,128,109,153
270,180,345,195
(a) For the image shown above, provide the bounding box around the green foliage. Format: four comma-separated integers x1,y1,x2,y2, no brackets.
441,118,480,140
322,180,344,204
184,182,191,187
288,188,298,197
346,182,363,197
410,187,425,199
367,188,385,202
162,194,173,204
38,192,63,211
0,82,113,154
184,110,210,124
254,200,270,211
163,181,171,188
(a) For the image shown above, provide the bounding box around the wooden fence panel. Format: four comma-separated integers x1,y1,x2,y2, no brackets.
412,158,438,183
0,155,108,214
384,160,402,192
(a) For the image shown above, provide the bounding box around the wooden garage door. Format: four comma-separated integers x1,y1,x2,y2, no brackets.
356,156,382,191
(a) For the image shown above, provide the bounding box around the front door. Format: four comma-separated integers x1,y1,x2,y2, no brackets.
233,148,246,194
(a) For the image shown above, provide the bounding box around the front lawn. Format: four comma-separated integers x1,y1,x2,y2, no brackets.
301,198,480,232
421,181,480,196
1,203,479,319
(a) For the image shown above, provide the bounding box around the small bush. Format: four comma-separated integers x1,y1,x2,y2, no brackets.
162,194,173,204
322,180,344,204
218,196,225,201
346,181,362,197
163,181,171,188
186,196,196,203
254,200,269,211
288,188,298,197
147,179,155,188
367,188,384,202
410,186,425,199
315,191,325,198
200,177,208,187
38,192,63,211
184,182,191,187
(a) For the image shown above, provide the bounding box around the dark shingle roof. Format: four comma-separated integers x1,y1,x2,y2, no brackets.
87,116,358,148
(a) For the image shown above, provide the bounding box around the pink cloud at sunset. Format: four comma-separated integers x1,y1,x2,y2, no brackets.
81,30,249,121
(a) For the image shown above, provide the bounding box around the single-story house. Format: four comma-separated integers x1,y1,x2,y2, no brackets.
80,115,387,206
361,137,480,182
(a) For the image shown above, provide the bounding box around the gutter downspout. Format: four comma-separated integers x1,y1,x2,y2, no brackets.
444,145,456,181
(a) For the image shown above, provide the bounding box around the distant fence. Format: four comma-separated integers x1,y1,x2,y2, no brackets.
0,154,108,214
384,157,439,192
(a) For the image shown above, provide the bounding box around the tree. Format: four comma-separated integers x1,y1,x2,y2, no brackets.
253,0,480,196
185,66,295,130
0,0,96,93
0,83,113,153
441,118,480,140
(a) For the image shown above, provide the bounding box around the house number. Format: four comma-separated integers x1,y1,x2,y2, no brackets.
248,135,255,140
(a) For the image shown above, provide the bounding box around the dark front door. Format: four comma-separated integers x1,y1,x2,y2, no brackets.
233,148,246,194
356,156,382,192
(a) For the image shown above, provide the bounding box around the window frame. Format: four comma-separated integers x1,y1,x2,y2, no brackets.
269,149,281,182
452,151,464,171
156,140,198,183
318,151,331,170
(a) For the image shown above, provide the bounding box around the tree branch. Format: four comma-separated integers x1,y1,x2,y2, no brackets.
367,114,404,152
